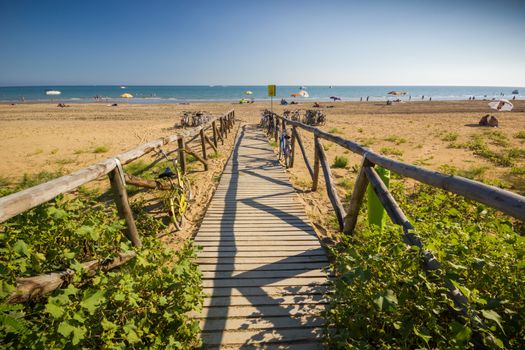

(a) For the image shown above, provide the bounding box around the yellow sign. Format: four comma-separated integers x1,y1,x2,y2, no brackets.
268,84,276,97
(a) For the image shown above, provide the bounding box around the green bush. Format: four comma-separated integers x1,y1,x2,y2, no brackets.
333,156,348,168
0,194,203,349
325,184,524,349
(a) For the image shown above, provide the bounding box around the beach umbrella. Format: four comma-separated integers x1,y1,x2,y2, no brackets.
299,90,309,98
46,90,61,96
291,93,300,97
121,93,133,98
488,99,513,112
330,96,341,101
387,91,407,96
245,90,253,95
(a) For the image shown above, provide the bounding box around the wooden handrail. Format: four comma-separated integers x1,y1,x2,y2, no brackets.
272,114,525,222
0,110,235,223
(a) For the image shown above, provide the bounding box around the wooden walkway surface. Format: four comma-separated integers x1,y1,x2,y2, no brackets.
194,125,329,349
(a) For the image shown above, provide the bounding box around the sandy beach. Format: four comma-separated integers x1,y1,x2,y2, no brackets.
1,100,523,187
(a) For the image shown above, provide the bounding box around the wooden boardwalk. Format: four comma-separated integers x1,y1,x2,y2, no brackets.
194,125,329,349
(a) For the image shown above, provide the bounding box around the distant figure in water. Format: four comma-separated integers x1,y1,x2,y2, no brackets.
513,96,516,100
360,97,363,102
422,95,425,100
429,97,432,101
366,96,369,101
473,96,476,100
409,95,411,101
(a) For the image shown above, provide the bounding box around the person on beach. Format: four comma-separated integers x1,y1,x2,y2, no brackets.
366,96,369,101
360,97,363,102
422,95,425,100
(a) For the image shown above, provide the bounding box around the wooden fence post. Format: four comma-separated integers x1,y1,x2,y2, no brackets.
343,157,373,234
108,167,142,247
312,135,320,191
200,129,208,171
212,121,218,148
274,117,279,143
292,127,313,179
290,126,296,168
178,137,186,173
315,137,346,230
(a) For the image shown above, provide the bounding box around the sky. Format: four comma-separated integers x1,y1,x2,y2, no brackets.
0,0,524,86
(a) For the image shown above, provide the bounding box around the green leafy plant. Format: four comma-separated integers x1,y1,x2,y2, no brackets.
93,145,109,154
325,183,524,349
333,156,348,168
380,147,403,156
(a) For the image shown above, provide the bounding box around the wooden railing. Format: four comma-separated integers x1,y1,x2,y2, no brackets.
266,113,525,338
1,110,236,303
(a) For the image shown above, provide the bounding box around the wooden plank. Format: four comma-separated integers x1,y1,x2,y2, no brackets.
202,285,328,297
202,277,328,288
196,304,325,319
201,327,322,347
198,251,326,258
199,315,324,331
197,256,328,265
202,269,328,279
203,294,327,307
198,262,328,272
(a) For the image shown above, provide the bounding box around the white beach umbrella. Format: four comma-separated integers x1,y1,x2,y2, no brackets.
245,90,253,95
488,99,513,112
298,90,309,98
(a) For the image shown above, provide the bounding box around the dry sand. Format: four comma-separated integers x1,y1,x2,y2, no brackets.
1,100,524,241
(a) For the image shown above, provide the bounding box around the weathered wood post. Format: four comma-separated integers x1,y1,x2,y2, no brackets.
178,137,186,173
200,129,208,171
293,127,314,179
212,120,218,148
290,126,296,168
343,157,373,234
274,117,278,143
108,166,142,247
312,135,320,191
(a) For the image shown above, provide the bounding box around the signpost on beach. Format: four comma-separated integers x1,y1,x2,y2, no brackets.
268,84,276,117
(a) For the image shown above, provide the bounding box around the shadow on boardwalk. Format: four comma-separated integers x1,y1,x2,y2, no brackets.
196,125,330,349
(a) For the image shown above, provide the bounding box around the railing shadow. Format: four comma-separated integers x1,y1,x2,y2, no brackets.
200,124,329,348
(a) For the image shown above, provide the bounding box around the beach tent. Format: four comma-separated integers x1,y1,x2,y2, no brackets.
291,90,309,98
387,91,407,96
489,99,513,112
330,96,341,101
120,93,133,98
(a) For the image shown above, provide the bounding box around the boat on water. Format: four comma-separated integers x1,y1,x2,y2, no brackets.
120,86,126,89
45,90,61,95
512,89,519,94
300,86,307,90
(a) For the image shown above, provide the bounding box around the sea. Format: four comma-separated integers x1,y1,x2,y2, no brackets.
0,85,522,103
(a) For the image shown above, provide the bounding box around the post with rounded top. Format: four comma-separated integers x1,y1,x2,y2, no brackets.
290,126,296,168
108,167,141,247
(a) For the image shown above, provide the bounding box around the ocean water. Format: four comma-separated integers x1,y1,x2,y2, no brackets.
0,85,522,103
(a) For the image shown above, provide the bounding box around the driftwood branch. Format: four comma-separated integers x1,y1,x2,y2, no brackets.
124,174,171,190
8,252,136,304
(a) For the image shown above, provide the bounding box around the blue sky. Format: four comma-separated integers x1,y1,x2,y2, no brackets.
0,0,524,86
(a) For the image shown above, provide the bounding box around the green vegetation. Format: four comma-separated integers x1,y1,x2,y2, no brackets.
323,143,333,151
484,130,509,147
209,151,221,159
50,149,59,155
385,135,407,145
514,131,525,140
326,183,524,349
27,149,44,156
510,166,525,175
449,134,525,167
380,147,403,156
338,178,354,190
333,156,348,168
357,128,363,133
55,158,76,165
441,132,458,142
0,192,203,349
93,145,109,154
359,138,376,147
329,128,342,134
439,164,488,180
